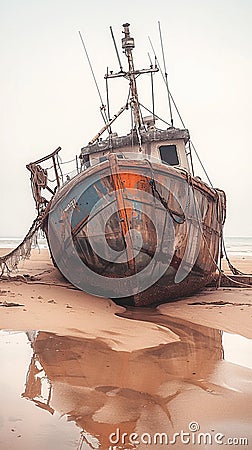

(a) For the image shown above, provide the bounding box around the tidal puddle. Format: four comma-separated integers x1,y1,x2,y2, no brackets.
0,331,81,450
0,312,252,449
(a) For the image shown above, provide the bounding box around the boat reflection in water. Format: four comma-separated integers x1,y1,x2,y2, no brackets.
22,313,251,449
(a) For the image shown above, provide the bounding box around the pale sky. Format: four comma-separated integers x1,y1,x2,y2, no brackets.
0,0,251,237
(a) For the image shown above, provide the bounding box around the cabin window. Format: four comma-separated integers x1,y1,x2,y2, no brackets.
159,145,179,166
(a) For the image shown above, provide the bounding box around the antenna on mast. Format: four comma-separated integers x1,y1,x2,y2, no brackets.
105,23,158,146
121,23,142,136
158,21,174,127
78,31,110,127
110,26,124,72
148,52,156,124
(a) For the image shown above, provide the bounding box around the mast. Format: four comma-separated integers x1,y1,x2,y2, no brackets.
105,23,158,136
121,23,142,130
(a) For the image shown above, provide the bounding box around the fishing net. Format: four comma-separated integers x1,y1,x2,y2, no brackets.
0,148,63,278
0,215,43,277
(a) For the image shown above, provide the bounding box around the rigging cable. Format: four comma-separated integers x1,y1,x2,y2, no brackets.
222,240,252,276
78,31,109,126
190,181,252,288
187,141,195,177
148,34,251,278
158,21,174,127
139,102,171,127
148,36,213,187
58,156,77,165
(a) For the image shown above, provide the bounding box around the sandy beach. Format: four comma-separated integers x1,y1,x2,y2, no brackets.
0,248,252,449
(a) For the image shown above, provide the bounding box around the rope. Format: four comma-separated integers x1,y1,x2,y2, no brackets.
222,240,252,276
149,177,186,224
144,158,167,280
189,183,251,289
58,156,77,165
142,161,250,289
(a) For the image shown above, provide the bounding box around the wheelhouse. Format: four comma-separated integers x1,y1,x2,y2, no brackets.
80,126,190,172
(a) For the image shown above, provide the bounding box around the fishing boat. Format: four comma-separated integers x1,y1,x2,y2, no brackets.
26,23,226,306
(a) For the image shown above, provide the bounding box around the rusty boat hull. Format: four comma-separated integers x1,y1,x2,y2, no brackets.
44,154,225,306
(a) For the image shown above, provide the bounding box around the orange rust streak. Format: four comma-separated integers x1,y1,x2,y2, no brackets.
111,175,134,269
109,155,136,272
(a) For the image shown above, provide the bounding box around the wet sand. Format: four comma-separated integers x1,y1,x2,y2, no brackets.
0,248,252,449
